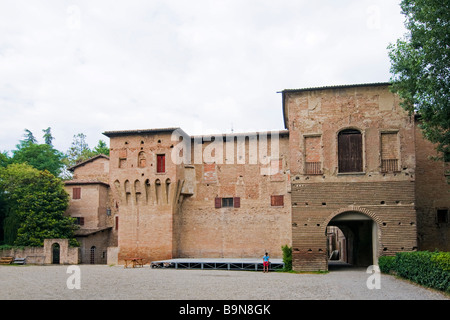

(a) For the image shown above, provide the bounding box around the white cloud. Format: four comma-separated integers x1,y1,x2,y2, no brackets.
0,0,407,154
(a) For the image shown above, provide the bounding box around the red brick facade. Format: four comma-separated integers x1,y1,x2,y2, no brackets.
65,83,449,270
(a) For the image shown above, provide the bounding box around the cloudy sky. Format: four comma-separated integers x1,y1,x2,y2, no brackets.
0,0,407,154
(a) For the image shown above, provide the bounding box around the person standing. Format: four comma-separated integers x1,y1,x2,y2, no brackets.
263,252,270,273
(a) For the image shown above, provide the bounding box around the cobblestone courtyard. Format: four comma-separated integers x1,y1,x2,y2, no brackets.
0,264,448,300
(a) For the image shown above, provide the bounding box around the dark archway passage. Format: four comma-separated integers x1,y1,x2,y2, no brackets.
327,211,379,269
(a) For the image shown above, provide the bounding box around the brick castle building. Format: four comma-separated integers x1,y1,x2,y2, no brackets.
64,82,450,271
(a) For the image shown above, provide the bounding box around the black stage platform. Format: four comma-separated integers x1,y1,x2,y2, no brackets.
150,258,284,271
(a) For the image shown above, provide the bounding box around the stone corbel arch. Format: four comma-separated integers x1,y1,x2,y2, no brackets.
323,205,383,230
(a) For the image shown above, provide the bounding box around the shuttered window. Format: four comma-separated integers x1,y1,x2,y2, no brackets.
75,217,84,226
214,197,240,208
157,154,165,173
338,129,363,173
215,197,222,208
73,187,81,199
222,198,234,207
233,197,240,208
271,195,284,207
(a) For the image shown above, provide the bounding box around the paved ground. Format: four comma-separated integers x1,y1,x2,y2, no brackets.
0,264,448,300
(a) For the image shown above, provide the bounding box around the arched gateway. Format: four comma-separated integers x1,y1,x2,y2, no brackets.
326,210,380,267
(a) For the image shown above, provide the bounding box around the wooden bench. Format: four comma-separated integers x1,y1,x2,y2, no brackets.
13,258,26,265
0,257,14,265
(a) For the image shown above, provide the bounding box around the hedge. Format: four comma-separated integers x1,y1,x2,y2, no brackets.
281,245,292,271
379,251,450,293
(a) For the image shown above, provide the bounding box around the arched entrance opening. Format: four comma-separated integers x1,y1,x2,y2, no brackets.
327,211,379,269
52,243,60,264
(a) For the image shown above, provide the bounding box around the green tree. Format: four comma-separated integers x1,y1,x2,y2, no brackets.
63,134,109,175
92,140,110,156
12,129,64,177
42,127,54,146
388,0,450,162
22,129,37,145
0,163,78,246
64,133,93,167
0,151,10,168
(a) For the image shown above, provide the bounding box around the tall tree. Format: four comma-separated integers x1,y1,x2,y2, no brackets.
22,129,37,145
42,127,54,146
388,0,450,162
65,133,93,167
12,129,64,177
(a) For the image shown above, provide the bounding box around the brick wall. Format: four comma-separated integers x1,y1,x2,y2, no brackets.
283,84,418,271
415,122,450,251
106,130,292,261
291,181,417,271
174,132,291,259
108,131,179,263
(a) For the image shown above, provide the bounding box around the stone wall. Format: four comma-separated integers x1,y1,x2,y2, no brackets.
0,239,80,265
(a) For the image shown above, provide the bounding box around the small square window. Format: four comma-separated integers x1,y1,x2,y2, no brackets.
437,209,449,224
222,198,234,208
215,197,240,208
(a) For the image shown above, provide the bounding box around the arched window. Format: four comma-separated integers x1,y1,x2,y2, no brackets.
138,151,146,168
338,129,363,173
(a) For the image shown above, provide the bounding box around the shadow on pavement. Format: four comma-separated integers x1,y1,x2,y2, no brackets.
328,261,367,271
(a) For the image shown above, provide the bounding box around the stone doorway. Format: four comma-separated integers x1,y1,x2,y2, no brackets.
52,243,60,264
